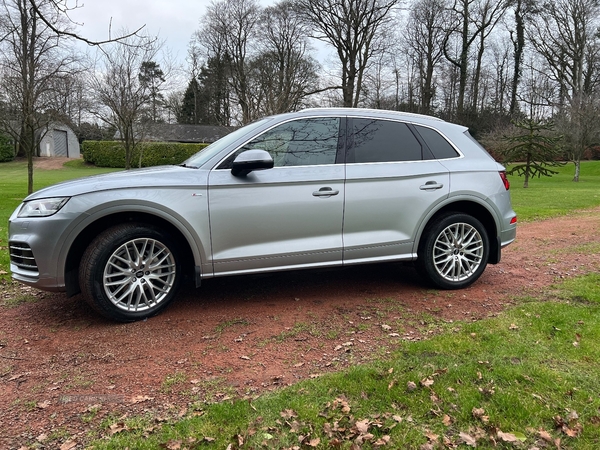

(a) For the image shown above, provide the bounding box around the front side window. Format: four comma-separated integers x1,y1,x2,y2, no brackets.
220,118,341,169
350,118,422,163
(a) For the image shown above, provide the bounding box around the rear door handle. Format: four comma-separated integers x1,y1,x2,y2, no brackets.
312,187,339,198
419,181,444,191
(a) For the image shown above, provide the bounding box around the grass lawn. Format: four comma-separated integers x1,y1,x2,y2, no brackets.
507,161,600,221
92,274,600,449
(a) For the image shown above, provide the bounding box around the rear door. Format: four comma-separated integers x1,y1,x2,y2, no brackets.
342,117,450,264
208,117,346,275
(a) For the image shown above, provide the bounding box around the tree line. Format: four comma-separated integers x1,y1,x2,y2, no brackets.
1,0,599,192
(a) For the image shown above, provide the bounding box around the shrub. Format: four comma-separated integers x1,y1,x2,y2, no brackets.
81,141,209,168
0,134,15,163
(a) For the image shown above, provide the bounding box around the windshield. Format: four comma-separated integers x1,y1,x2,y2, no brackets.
183,118,271,168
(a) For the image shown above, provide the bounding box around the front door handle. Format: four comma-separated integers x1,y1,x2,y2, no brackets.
419,181,444,191
312,187,340,198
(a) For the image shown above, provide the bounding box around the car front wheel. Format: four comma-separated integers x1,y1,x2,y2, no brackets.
79,223,181,322
418,213,489,289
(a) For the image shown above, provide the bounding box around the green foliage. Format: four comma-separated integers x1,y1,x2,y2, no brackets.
0,134,15,162
81,141,208,168
507,161,600,220
501,119,564,188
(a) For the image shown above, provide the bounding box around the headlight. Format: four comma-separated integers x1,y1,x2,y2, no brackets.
18,197,70,218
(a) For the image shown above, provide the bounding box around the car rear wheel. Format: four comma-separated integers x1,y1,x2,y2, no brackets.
79,223,181,322
418,213,489,289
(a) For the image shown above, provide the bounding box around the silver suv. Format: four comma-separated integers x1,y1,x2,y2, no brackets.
9,108,517,321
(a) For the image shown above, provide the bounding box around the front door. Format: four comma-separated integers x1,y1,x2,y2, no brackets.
208,117,346,276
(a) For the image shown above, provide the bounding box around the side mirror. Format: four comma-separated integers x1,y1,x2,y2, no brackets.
231,149,274,177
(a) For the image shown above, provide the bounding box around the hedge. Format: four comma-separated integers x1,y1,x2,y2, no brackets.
0,134,15,162
81,141,209,168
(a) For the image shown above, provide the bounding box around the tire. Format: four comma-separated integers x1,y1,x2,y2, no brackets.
418,213,489,290
79,223,181,322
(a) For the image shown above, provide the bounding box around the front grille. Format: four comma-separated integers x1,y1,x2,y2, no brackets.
9,242,38,272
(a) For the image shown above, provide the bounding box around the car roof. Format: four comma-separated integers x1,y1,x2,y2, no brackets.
266,107,459,129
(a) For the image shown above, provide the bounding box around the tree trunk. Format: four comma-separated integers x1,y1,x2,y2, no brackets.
573,160,581,182
509,0,525,116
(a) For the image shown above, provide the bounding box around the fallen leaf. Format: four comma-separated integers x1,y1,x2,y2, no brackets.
381,324,392,331
420,378,434,387
459,432,477,447
509,323,519,330
240,355,251,360
129,395,153,404
36,400,51,409
59,441,77,450
280,409,298,419
374,435,390,446
162,440,182,450
442,414,452,426
355,419,370,434
497,430,526,443
307,437,320,447
109,422,129,435
538,429,553,442
407,381,417,391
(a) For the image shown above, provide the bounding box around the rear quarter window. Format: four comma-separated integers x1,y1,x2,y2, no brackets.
414,125,460,159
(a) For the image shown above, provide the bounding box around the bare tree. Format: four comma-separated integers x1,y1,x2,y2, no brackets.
0,0,78,194
443,0,508,118
196,0,261,124
252,0,319,115
530,0,600,180
405,0,447,114
296,0,399,108
27,0,145,46
90,33,161,169
507,0,536,116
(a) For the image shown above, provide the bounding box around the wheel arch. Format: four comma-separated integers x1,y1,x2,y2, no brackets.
416,199,500,264
64,211,198,297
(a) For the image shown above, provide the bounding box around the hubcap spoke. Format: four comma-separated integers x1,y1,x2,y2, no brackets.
103,237,176,312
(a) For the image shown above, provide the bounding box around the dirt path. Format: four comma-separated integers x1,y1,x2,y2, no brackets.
1,208,600,449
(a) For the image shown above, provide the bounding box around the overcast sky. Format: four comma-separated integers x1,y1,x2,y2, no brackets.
68,0,277,63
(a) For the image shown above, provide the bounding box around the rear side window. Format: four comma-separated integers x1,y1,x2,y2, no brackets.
414,125,459,159
351,119,422,163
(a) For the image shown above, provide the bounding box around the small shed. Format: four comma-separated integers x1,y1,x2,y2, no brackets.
38,123,80,158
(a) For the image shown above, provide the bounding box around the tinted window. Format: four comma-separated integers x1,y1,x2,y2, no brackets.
220,118,340,168
351,119,422,163
414,125,459,159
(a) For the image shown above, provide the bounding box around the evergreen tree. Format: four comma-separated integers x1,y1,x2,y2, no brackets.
197,55,231,126
139,61,166,123
501,119,564,188
177,78,201,124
